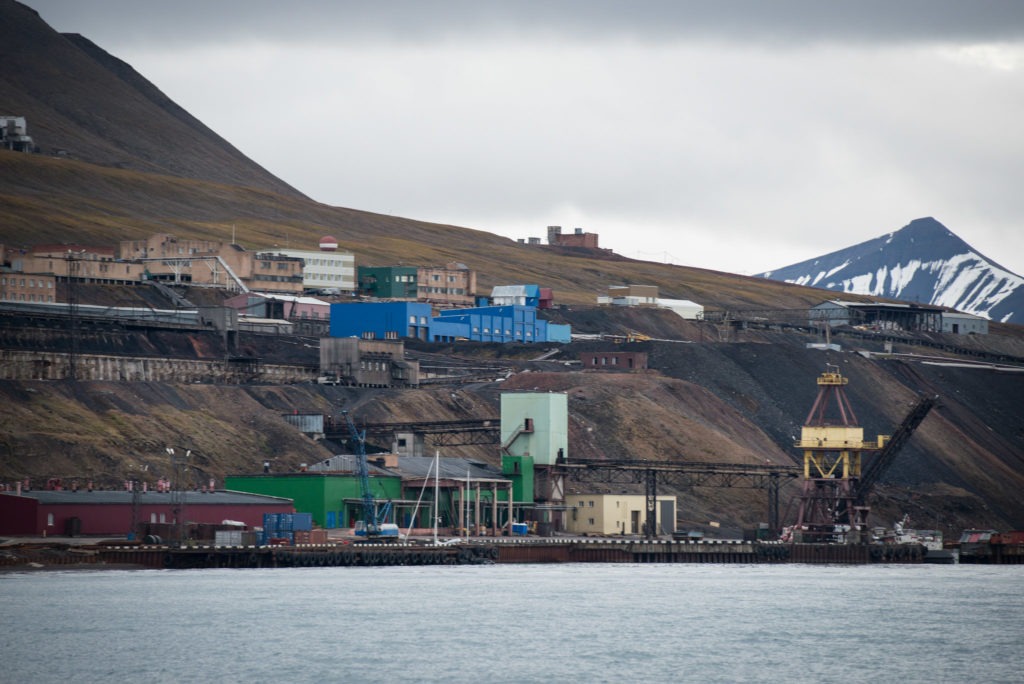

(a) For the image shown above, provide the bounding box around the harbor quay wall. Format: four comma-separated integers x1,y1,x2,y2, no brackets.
0,539,937,570
0,350,316,384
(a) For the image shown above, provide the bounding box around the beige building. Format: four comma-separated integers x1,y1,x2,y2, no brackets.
118,234,304,293
417,262,477,307
565,494,676,536
0,272,57,303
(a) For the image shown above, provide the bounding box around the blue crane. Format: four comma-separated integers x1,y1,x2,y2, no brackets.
343,410,393,539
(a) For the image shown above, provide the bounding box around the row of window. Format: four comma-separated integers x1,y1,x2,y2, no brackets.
1,277,54,288
306,273,351,282
305,258,352,267
421,287,466,295
2,293,55,302
471,327,533,337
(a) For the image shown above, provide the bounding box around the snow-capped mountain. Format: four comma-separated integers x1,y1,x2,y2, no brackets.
758,218,1023,323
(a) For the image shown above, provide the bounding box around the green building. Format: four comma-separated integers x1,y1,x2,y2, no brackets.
225,471,402,530
357,265,418,299
226,455,524,533
500,392,568,464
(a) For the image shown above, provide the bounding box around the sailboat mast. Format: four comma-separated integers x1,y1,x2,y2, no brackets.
433,450,439,544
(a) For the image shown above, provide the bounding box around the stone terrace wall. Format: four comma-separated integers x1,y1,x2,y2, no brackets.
0,350,317,384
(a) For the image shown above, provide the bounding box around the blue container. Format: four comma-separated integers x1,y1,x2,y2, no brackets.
293,513,313,531
512,523,529,536
263,513,280,532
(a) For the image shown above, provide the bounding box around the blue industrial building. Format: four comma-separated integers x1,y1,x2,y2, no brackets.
328,302,570,343
433,305,570,343
329,302,432,340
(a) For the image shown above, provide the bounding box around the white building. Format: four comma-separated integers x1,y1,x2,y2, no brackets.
656,298,704,320
941,311,988,335
273,236,355,292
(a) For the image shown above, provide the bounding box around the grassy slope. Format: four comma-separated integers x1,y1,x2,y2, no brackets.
0,150,847,309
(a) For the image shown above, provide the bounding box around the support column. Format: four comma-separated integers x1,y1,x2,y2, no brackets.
475,483,481,536
491,483,498,536
645,469,657,540
458,485,465,537
769,473,780,537
507,483,514,535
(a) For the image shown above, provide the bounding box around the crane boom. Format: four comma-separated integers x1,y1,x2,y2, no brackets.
343,410,387,538
856,395,937,505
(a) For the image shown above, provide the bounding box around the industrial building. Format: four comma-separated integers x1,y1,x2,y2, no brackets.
1,115,34,152
329,301,432,340
579,351,648,371
941,311,989,335
228,454,520,534
225,292,331,321
432,305,571,343
490,284,541,308
328,301,571,344
808,300,945,332
319,337,420,387
357,265,419,299
0,488,294,537
565,494,676,536
547,225,601,250
596,284,704,320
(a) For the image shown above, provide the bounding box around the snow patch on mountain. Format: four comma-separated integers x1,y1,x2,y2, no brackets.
757,218,1024,324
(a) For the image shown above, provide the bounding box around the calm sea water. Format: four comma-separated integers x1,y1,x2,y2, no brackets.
2,563,1022,683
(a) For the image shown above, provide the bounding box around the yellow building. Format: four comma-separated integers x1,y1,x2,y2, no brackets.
565,494,676,536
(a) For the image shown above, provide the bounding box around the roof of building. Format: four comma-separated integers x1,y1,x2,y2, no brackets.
248,292,331,306
306,454,506,482
394,456,506,481
491,284,540,298
0,490,293,506
815,299,944,312
656,298,702,308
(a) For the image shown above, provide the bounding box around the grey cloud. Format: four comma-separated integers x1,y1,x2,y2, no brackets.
30,0,1024,48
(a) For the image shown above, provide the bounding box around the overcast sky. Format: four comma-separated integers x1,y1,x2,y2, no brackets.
29,1,1024,276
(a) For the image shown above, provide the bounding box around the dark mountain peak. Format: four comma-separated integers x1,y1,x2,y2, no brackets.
759,218,1023,323
0,0,304,197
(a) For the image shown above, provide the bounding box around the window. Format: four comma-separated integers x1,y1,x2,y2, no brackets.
588,501,594,507
47,513,54,527
588,518,595,525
